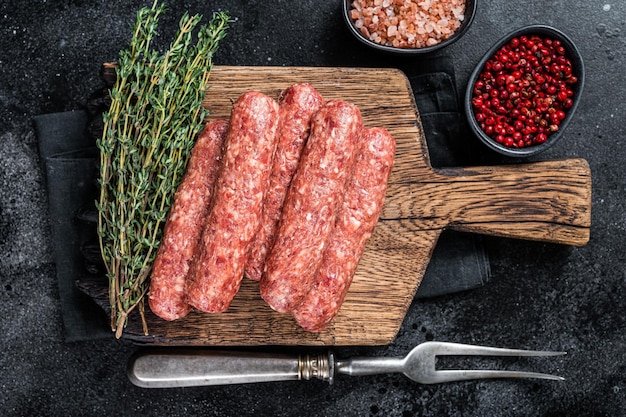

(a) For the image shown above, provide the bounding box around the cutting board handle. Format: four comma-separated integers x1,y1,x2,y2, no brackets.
384,158,591,247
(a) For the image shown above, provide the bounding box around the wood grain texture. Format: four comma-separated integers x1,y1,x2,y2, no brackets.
92,66,591,346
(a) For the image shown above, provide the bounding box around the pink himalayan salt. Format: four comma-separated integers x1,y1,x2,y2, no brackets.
350,0,466,49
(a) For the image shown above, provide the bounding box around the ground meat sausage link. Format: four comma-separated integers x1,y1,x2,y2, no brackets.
244,83,324,281
148,119,228,321
186,91,280,313
260,100,363,313
292,127,396,332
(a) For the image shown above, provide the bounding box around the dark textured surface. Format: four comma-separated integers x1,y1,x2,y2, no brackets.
0,1,624,416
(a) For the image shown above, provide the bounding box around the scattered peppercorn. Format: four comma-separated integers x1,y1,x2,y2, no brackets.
471,35,577,148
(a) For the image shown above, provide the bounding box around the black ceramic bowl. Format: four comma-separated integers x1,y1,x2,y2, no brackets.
464,25,585,157
343,0,476,55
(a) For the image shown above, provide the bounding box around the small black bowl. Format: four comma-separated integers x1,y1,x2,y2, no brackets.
464,25,585,157
342,0,476,55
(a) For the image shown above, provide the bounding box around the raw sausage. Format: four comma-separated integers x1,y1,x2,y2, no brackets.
186,91,280,313
260,100,363,313
292,127,396,331
245,83,324,281
148,119,228,321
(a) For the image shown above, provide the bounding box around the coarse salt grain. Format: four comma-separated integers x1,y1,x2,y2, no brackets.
350,0,466,48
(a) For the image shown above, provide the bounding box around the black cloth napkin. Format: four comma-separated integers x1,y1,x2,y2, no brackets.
36,59,490,341
401,56,490,298
35,110,110,341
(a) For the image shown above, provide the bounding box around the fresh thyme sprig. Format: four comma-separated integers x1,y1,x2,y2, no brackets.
96,1,230,338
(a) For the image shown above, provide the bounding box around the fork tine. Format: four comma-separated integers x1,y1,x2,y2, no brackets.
418,342,566,384
434,342,567,357
432,369,565,383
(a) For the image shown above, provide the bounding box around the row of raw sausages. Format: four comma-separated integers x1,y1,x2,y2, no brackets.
148,83,396,332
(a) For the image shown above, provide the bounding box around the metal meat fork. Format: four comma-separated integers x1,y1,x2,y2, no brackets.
128,341,565,388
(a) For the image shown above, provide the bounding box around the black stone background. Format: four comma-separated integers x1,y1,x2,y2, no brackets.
1,1,624,416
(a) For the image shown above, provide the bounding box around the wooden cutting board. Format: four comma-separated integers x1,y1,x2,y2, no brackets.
85,66,591,346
